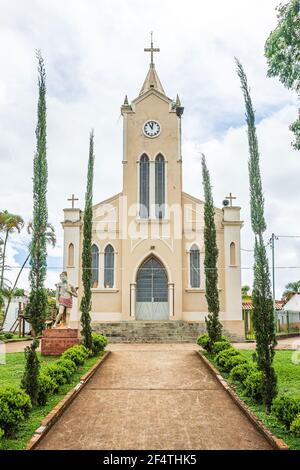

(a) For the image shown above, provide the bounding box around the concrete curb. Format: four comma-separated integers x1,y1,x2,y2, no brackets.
26,350,111,450
196,350,289,451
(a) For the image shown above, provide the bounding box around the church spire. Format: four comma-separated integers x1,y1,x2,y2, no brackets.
139,33,165,96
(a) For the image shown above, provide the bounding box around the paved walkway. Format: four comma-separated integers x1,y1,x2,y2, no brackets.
36,344,272,450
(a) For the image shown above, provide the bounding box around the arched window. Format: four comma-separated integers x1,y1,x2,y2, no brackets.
104,244,114,288
139,154,149,218
91,244,99,288
155,154,165,218
230,242,236,265
68,243,74,266
190,244,200,288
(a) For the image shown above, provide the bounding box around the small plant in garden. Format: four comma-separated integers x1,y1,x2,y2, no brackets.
271,396,300,429
290,413,300,437
61,344,89,366
21,339,40,405
44,363,69,386
212,340,231,355
215,348,239,369
0,387,31,436
243,370,264,403
229,362,257,383
91,333,108,356
37,373,57,406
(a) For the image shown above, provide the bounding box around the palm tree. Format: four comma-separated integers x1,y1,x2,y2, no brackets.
282,281,300,302
0,211,24,289
0,222,56,330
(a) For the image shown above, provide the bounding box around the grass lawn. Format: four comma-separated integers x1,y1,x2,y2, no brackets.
0,351,102,450
208,349,300,450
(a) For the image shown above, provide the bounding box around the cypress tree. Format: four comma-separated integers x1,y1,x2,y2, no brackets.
80,130,95,350
236,58,277,411
22,51,48,403
201,154,222,344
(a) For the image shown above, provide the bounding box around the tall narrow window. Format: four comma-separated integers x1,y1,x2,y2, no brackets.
190,244,200,288
230,242,236,265
139,154,149,218
155,154,165,218
104,244,114,288
91,244,99,288
68,243,74,266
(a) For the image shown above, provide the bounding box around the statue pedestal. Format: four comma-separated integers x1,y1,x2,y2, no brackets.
41,328,80,356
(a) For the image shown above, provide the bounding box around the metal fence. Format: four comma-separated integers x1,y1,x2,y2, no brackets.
243,309,300,340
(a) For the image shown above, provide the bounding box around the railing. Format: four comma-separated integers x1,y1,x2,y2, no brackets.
243,309,300,340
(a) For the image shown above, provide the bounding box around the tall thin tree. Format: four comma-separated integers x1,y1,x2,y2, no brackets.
22,51,48,403
80,130,95,350
201,154,222,345
236,58,277,411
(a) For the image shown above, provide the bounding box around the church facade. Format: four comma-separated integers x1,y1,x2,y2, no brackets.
62,42,244,338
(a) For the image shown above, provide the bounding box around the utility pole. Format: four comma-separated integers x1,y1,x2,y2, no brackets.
270,233,278,314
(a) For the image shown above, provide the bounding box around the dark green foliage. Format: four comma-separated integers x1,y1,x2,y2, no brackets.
80,131,95,350
201,155,222,344
290,413,300,437
215,348,239,370
236,58,277,411
212,340,231,355
243,370,264,403
61,344,89,366
44,363,68,386
0,428,4,439
56,358,77,374
37,373,57,406
2,332,13,340
26,51,49,337
265,0,300,149
91,333,108,356
225,354,248,371
197,333,212,351
229,362,257,383
272,396,300,428
0,387,31,436
20,339,40,405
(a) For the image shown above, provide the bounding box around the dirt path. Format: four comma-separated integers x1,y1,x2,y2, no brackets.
35,344,272,450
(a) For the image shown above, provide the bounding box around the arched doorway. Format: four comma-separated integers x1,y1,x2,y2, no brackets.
136,256,169,320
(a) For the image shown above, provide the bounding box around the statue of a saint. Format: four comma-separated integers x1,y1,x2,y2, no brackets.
53,271,78,328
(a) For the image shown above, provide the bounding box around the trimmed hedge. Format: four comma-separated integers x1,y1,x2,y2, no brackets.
91,333,108,356
243,370,264,403
271,396,300,428
215,348,239,370
212,340,231,355
37,373,58,406
197,333,212,352
61,344,89,366
229,362,257,383
0,387,32,435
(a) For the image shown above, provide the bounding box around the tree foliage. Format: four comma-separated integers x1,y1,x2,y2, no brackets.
236,58,277,411
80,131,95,350
201,154,222,344
26,51,49,338
265,0,300,149
21,339,40,405
282,280,300,301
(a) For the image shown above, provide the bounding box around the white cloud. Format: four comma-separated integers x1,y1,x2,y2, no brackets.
0,0,299,297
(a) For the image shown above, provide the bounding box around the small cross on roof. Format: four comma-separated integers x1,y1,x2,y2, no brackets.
225,192,237,207
67,194,79,209
144,32,160,66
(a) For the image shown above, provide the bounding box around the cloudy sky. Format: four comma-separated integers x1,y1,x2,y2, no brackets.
0,0,299,298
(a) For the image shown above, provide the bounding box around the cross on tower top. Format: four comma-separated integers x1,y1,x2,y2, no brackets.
144,32,160,66
67,194,79,209
225,192,237,207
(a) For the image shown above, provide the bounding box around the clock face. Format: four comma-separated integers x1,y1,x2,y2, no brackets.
143,120,161,138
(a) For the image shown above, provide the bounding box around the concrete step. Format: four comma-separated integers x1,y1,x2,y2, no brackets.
93,321,206,343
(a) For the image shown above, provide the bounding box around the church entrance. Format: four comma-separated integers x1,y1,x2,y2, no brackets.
136,257,169,320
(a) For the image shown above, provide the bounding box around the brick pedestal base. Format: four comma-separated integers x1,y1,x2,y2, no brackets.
41,329,80,356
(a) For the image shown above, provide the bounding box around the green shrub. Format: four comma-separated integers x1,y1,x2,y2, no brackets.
215,347,239,369
290,413,300,437
197,334,212,351
0,428,4,439
0,387,32,435
271,396,300,428
37,373,57,406
3,332,13,340
45,363,68,385
61,344,89,366
56,358,77,374
91,333,108,356
229,362,256,383
212,340,231,355
243,371,264,402
225,354,248,372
